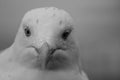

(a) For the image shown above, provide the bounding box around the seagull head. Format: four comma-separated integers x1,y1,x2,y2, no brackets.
12,7,81,72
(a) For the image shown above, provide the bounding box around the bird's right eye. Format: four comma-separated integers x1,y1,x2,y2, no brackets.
23,25,31,37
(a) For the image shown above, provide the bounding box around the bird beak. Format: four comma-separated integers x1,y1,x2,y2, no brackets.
29,39,66,70
29,42,50,69
32,42,51,62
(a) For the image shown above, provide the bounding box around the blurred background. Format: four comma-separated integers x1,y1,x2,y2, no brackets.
0,0,120,80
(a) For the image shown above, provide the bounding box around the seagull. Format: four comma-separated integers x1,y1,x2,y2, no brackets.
0,7,89,80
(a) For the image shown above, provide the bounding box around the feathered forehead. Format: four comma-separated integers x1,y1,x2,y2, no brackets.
22,7,73,29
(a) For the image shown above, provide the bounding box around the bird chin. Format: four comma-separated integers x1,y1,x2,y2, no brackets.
45,49,70,71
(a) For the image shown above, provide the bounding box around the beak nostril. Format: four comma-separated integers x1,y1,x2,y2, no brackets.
48,48,56,55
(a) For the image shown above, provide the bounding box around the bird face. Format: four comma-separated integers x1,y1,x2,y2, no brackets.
13,7,79,71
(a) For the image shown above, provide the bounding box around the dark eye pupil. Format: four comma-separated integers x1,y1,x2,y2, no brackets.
62,29,71,40
24,27,31,37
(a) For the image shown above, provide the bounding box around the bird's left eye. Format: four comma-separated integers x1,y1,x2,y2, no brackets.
62,29,72,40
24,25,31,37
